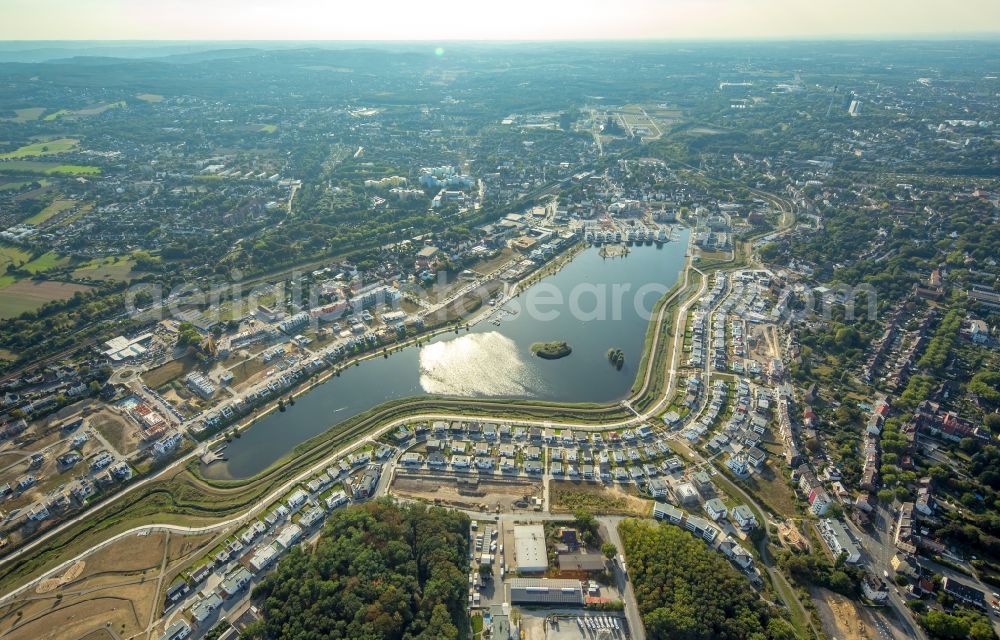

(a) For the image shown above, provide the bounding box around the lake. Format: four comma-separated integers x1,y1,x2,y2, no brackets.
204,230,689,479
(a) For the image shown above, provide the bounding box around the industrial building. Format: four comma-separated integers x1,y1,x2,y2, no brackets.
509,578,585,606
513,524,548,573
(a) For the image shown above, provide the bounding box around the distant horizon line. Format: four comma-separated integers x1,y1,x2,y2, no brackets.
0,34,999,44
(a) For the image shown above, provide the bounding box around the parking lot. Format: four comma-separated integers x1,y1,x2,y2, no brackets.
519,611,631,639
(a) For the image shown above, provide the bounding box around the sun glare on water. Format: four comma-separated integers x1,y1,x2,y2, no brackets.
418,332,543,396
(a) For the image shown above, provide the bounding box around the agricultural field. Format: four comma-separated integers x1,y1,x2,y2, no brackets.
0,161,100,176
23,198,76,225
0,138,80,160
0,280,92,319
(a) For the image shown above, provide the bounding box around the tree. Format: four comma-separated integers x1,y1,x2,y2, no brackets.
574,508,596,530
573,508,599,545
825,501,845,519
176,321,202,348
601,542,618,559
985,413,1000,434
254,500,470,640
920,609,968,639
959,437,978,454
238,620,265,639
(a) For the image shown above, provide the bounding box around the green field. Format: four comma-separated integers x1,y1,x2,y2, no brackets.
43,101,125,121
72,256,137,281
0,161,100,176
23,251,71,274
0,138,79,160
142,354,199,389
1,180,35,192
24,198,76,225
136,93,164,103
3,108,45,123
0,245,31,273
258,124,278,133
0,177,49,193
0,280,92,319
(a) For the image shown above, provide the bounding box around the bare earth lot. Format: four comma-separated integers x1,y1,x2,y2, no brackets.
811,587,877,640
0,530,220,640
549,480,653,516
90,408,139,456
391,473,541,512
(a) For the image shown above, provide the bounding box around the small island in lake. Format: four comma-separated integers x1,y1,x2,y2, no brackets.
531,341,572,360
607,348,625,370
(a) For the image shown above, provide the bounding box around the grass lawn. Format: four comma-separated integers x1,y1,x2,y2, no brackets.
227,357,269,386
257,124,278,133
0,138,79,160
142,353,199,389
0,161,100,176
736,462,799,519
53,201,92,227
44,101,125,121
72,256,138,281
0,244,31,272
23,251,71,274
0,280,92,319
3,107,45,122
550,480,653,516
24,198,75,225
0,179,38,192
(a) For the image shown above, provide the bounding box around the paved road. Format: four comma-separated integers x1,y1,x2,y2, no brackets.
599,516,645,640
842,506,928,640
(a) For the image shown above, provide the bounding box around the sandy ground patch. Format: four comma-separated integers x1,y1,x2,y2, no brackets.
0,531,218,640
35,560,85,594
778,520,810,552
811,587,876,640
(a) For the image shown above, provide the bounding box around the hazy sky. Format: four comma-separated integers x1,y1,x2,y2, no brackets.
1,0,999,40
